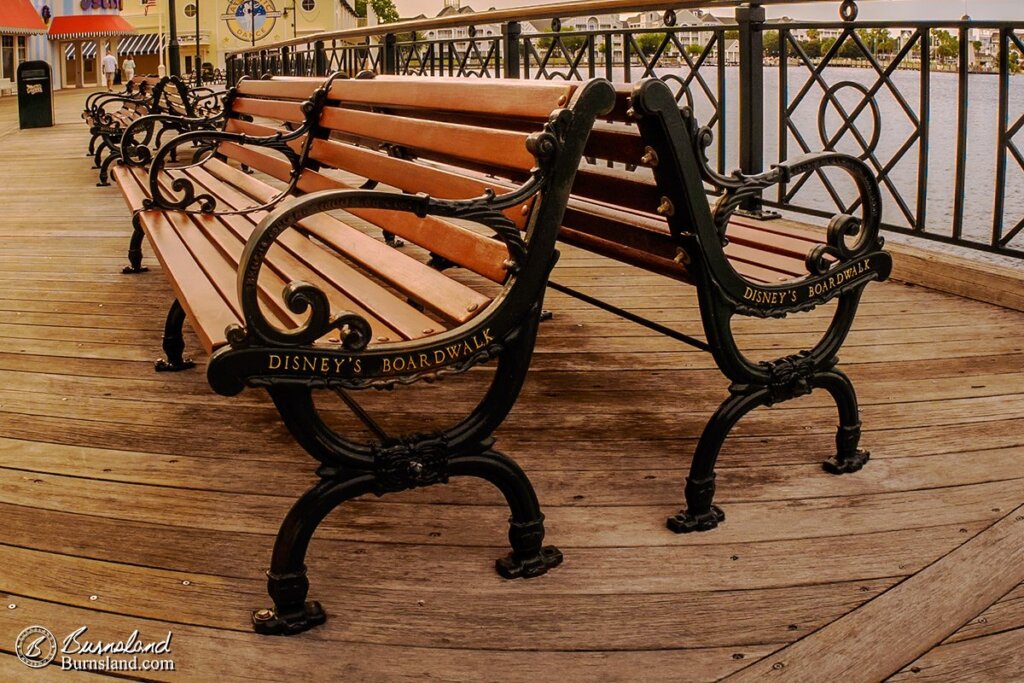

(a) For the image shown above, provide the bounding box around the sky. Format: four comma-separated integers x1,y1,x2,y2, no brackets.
391,0,1024,21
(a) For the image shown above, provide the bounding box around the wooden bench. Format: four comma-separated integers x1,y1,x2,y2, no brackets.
111,74,617,635
84,75,157,154
245,74,889,537
89,75,223,187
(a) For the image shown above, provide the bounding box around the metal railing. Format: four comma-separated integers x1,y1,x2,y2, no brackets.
225,0,1024,261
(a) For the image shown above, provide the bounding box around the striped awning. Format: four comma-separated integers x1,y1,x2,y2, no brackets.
65,34,164,60
0,0,47,35
65,42,97,60
48,14,135,40
117,33,164,55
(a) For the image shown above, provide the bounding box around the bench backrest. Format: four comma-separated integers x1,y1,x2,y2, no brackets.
217,75,608,288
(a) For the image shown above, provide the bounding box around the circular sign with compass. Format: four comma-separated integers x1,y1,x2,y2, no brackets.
223,0,282,42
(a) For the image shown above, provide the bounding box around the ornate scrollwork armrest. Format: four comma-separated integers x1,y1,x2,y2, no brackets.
226,181,552,351
142,125,308,214
684,112,884,275
120,112,225,167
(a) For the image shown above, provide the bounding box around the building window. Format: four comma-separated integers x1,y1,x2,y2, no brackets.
1,36,13,81
184,3,197,18
301,0,315,10
17,37,27,65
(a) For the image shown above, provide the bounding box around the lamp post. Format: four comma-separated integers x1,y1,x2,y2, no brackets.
194,0,202,85
168,0,180,76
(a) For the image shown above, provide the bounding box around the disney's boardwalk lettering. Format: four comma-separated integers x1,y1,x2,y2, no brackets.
743,259,872,306
382,329,494,374
265,329,494,377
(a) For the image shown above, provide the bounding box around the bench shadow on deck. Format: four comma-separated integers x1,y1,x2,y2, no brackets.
0,90,1022,682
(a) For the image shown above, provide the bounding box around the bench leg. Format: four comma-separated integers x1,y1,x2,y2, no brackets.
155,300,195,372
667,389,766,534
251,448,561,636
87,133,99,157
92,140,109,170
252,473,373,636
452,449,563,580
816,368,871,474
96,151,117,187
122,214,149,274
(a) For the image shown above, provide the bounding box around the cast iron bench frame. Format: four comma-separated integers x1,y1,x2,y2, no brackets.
112,73,617,636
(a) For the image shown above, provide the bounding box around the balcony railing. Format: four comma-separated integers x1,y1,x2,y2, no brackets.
225,0,1024,262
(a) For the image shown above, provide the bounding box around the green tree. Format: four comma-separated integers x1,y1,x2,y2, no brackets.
685,43,704,57
857,28,896,55
763,30,780,57
636,33,667,57
932,29,959,60
354,0,399,24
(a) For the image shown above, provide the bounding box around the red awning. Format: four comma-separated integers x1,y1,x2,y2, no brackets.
48,14,136,41
0,0,47,35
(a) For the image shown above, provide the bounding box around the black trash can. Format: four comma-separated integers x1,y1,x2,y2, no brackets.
17,61,54,130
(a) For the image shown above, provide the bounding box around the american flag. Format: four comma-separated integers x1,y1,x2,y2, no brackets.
142,0,158,16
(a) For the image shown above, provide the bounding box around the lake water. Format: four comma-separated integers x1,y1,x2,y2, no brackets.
603,65,1024,265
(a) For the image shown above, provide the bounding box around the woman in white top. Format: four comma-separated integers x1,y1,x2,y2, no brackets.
122,56,136,86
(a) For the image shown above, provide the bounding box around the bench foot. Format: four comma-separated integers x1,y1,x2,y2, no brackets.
383,230,404,248
823,424,870,474
155,358,195,372
252,569,326,636
496,516,563,579
667,505,725,534
122,265,149,274
667,473,726,533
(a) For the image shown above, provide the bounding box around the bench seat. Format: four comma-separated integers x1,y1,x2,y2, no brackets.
113,159,492,352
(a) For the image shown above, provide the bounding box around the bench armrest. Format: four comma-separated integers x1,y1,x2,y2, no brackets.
631,78,891,319
120,112,225,167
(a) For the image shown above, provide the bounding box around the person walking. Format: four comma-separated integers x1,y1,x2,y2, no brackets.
121,55,136,86
101,50,118,91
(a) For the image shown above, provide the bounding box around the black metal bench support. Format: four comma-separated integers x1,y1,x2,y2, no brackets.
155,299,194,372
624,78,892,534
248,316,562,636
122,214,149,274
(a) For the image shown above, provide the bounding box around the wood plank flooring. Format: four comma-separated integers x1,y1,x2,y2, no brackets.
0,88,1021,682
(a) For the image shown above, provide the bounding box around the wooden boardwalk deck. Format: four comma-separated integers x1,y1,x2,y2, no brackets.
0,89,1022,682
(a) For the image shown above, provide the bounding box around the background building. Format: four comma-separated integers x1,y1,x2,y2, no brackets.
3,0,358,91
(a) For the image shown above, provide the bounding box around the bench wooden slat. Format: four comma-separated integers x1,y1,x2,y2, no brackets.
327,76,577,119
111,166,240,353
307,139,534,230
185,165,455,338
217,141,295,182
225,118,294,138
200,159,494,324
294,168,512,284
235,77,328,100
231,97,307,123
319,106,536,172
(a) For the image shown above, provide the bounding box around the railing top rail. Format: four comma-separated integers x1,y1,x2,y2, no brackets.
228,0,821,56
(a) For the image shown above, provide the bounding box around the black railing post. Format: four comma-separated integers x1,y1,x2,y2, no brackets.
503,21,521,79
736,3,774,217
952,23,969,241
259,49,268,76
383,33,398,74
314,40,327,76
281,45,290,77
